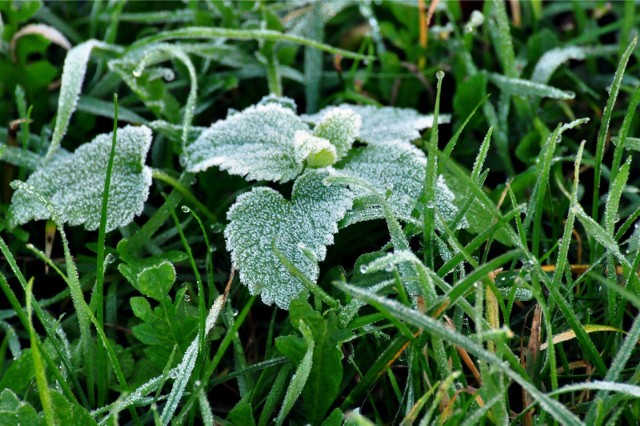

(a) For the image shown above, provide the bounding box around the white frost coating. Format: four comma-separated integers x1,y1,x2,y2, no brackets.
359,250,419,274
11,126,153,232
160,295,225,425
531,46,585,84
305,105,450,145
531,45,618,84
47,40,107,160
489,73,575,99
225,169,354,309
312,108,361,160
337,141,464,230
293,131,337,167
183,102,309,182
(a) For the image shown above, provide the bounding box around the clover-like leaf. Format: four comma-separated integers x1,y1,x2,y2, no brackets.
336,140,462,230
306,105,450,145
225,169,353,309
10,125,153,232
183,101,309,182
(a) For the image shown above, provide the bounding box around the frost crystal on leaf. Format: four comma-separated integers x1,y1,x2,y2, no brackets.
336,141,463,230
305,105,450,145
225,169,353,309
10,126,153,232
183,102,309,182
312,108,361,160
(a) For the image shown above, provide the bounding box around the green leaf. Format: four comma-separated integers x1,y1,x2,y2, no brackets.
0,349,34,394
0,389,40,426
289,300,351,422
228,401,256,426
225,169,353,309
50,391,96,425
10,125,153,232
306,105,450,145
119,260,176,302
183,99,309,182
276,322,314,425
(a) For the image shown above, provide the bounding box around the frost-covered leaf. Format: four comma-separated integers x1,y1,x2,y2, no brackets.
312,108,361,160
225,169,353,309
294,131,337,168
183,102,309,182
305,105,449,145
47,40,110,160
336,141,462,230
10,126,153,232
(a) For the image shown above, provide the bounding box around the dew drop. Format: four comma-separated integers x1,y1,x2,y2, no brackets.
522,259,535,271
105,253,115,264
232,308,239,317
384,264,394,272
181,205,191,213
359,265,369,274
184,294,191,302
132,69,142,78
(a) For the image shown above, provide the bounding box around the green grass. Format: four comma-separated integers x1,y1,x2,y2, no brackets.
1,1,640,424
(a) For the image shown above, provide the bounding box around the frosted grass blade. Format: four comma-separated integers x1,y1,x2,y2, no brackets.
46,40,119,160
160,295,226,424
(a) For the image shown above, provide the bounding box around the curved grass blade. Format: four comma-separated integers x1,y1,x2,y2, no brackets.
46,40,121,161
127,27,373,61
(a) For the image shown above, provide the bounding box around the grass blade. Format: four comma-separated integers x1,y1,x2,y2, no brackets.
591,36,637,221
160,294,227,424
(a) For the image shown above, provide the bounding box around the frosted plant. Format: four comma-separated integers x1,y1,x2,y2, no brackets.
225,169,353,309
182,102,310,182
10,126,153,232
305,104,450,145
193,96,464,309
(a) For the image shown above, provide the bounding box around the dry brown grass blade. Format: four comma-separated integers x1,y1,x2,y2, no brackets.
522,304,542,426
444,316,482,385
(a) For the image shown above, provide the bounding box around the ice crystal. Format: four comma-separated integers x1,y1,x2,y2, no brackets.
183,102,309,182
305,105,450,145
225,169,353,309
10,126,153,232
